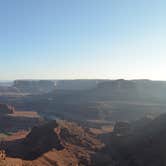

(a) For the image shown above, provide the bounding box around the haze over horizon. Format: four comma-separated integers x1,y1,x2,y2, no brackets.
0,0,165,80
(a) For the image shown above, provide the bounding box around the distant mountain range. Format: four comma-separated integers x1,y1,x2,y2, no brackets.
1,79,166,122
0,79,166,97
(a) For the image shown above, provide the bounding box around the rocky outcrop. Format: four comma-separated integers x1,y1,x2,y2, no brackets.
113,121,130,136
0,104,15,114
4,120,103,165
94,113,166,166
24,120,64,159
0,104,44,132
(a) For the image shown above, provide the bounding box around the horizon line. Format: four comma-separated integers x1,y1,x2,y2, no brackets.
1,78,166,82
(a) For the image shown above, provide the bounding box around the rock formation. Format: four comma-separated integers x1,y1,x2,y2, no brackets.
0,104,15,115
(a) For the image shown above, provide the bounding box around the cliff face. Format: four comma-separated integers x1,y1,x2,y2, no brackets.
5,79,166,100
55,80,99,90
0,104,15,114
13,80,56,94
13,79,99,94
95,79,166,101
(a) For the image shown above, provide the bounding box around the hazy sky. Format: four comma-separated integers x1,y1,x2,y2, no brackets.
0,0,166,80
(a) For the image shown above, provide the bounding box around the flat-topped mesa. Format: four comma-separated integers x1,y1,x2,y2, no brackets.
0,104,15,115
13,80,56,94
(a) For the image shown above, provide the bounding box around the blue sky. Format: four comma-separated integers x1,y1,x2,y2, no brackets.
0,0,166,80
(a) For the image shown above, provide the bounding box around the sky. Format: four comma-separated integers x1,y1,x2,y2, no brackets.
0,0,166,80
